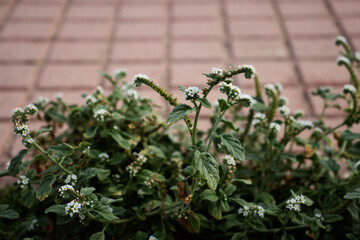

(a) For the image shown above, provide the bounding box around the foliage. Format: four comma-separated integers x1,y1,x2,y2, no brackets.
0,37,360,240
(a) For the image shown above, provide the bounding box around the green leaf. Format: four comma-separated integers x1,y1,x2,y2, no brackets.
148,145,166,160
323,214,343,223
109,132,131,150
84,126,98,139
342,130,360,141
90,232,105,240
224,184,237,196
80,187,96,195
200,189,219,202
208,202,222,220
8,149,28,176
188,211,201,233
80,167,110,180
35,126,53,137
99,71,114,83
46,108,67,122
193,150,220,190
45,205,66,216
0,205,19,219
167,104,196,125
248,219,267,232
48,143,74,157
218,99,230,112
198,98,211,109
36,174,56,201
221,119,239,131
231,232,248,240
231,179,252,185
178,85,186,92
281,233,295,240
93,205,119,221
0,204,9,211
21,185,36,207
220,134,245,161
345,188,360,199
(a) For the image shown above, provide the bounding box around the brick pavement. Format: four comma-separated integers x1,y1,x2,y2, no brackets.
0,0,359,167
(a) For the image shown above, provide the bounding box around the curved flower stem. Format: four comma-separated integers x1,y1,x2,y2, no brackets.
254,75,262,100
206,110,226,152
324,122,345,136
33,142,72,175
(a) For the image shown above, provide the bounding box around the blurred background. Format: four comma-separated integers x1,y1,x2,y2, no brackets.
0,0,359,165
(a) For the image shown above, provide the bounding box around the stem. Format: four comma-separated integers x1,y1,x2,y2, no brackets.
206,111,226,152
254,75,262,99
192,103,202,146
267,91,278,122
33,142,72,175
324,123,345,136
346,65,360,93
240,109,254,143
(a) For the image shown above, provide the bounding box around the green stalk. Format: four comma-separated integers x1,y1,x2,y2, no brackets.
206,111,226,152
254,75,262,99
267,91,278,122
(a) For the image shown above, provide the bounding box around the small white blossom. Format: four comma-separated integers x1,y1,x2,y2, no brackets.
319,86,332,93
133,73,150,87
184,86,200,100
58,184,75,197
17,175,29,188
355,52,360,62
223,155,236,166
238,204,264,218
99,152,109,159
275,83,283,92
336,56,351,65
296,119,313,129
315,213,322,219
96,85,105,95
149,236,158,240
279,96,289,105
294,110,304,117
54,93,63,100
219,82,243,104
265,84,276,93
14,124,30,137
251,119,261,127
279,106,290,116
254,113,266,120
239,93,254,107
286,194,306,212
25,104,38,114
126,89,139,99
12,107,24,115
212,67,224,76
343,84,357,94
335,35,347,45
114,68,127,78
65,174,77,186
241,64,256,78
86,95,97,105
269,122,281,132
126,153,148,176
94,109,110,121
65,200,82,217
23,137,34,147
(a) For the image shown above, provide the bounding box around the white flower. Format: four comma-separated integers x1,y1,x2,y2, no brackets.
59,184,75,197
286,194,307,212
355,52,360,62
265,84,276,93
297,119,313,129
238,204,264,218
257,206,265,218
319,86,332,93
241,64,256,78
279,96,289,105
126,89,139,99
275,83,283,92
17,175,29,188
35,96,48,105
94,109,110,121
343,84,356,94
114,68,127,78
85,95,97,105
14,124,30,137
223,155,236,166
65,200,82,217
251,119,261,127
65,174,77,186
149,236,158,240
96,85,105,95
184,86,200,100
212,67,224,76
239,93,254,107
315,213,322,218
12,107,24,114
25,104,38,114
294,110,304,117
219,82,243,104
254,113,266,120
269,122,281,132
99,152,109,159
279,106,290,116
54,93,63,99
335,35,347,45
133,73,150,87
336,56,351,65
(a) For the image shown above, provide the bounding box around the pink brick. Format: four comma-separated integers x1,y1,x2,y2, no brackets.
0,122,11,157
0,43,44,61
299,61,350,86
0,22,52,38
285,18,339,36
172,20,221,38
115,21,165,38
66,6,113,19
39,64,99,88
49,42,106,61
11,5,59,18
0,90,26,118
120,5,166,19
237,61,297,87
172,4,218,18
171,40,224,60
279,2,329,17
341,18,360,35
229,20,282,38
353,37,360,50
331,1,360,16
232,39,289,59
111,41,164,61
292,38,339,59
170,62,226,88
0,65,35,88
58,21,111,39
225,2,275,18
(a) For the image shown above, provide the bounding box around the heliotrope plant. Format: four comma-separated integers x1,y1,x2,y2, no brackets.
0,36,359,240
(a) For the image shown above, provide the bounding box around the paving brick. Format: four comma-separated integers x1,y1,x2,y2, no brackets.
111,41,165,61
39,64,99,88
171,40,224,60
0,122,11,157
18,0,61,4
0,22,52,38
229,19,282,38
0,65,35,88
11,5,59,19
172,20,221,38
49,42,106,61
341,18,360,35
285,18,339,37
58,21,110,39
170,62,226,88
172,4,218,19
0,90,26,118
0,42,44,61
232,39,289,59
120,5,166,19
330,1,360,16
236,61,297,87
116,21,165,39
292,38,339,59
66,6,113,19
225,2,275,18
299,61,350,86
278,2,329,18
353,37,360,50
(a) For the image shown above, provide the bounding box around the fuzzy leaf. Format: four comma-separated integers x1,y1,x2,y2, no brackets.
45,205,66,216
0,205,19,220
224,184,237,196
80,187,96,195
167,104,196,125
208,202,222,220
323,214,343,223
90,232,105,240
36,174,56,201
8,149,28,176
93,205,119,221
35,126,53,137
193,150,220,190
218,99,230,112
188,211,201,233
48,143,74,157
109,132,131,150
220,134,245,161
200,189,219,202
197,98,211,109
344,188,360,199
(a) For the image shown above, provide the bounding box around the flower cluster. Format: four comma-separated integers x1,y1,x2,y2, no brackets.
286,194,306,212
252,113,266,127
93,109,110,121
58,184,74,198
279,106,290,116
238,204,265,218
149,236,158,240
86,95,98,105
144,177,155,188
269,122,281,132
17,175,29,188
335,35,348,46
114,68,127,79
65,200,82,217
133,73,150,87
223,155,236,179
65,174,77,186
126,153,148,176
99,152,109,160
219,82,253,106
279,96,289,106
184,86,200,100
265,84,276,94
212,67,224,76
343,84,356,94
293,119,313,130
336,56,351,66
240,64,256,78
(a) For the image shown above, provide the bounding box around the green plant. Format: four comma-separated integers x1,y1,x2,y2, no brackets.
0,36,359,240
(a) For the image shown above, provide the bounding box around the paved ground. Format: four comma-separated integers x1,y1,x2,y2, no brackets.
0,0,359,166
